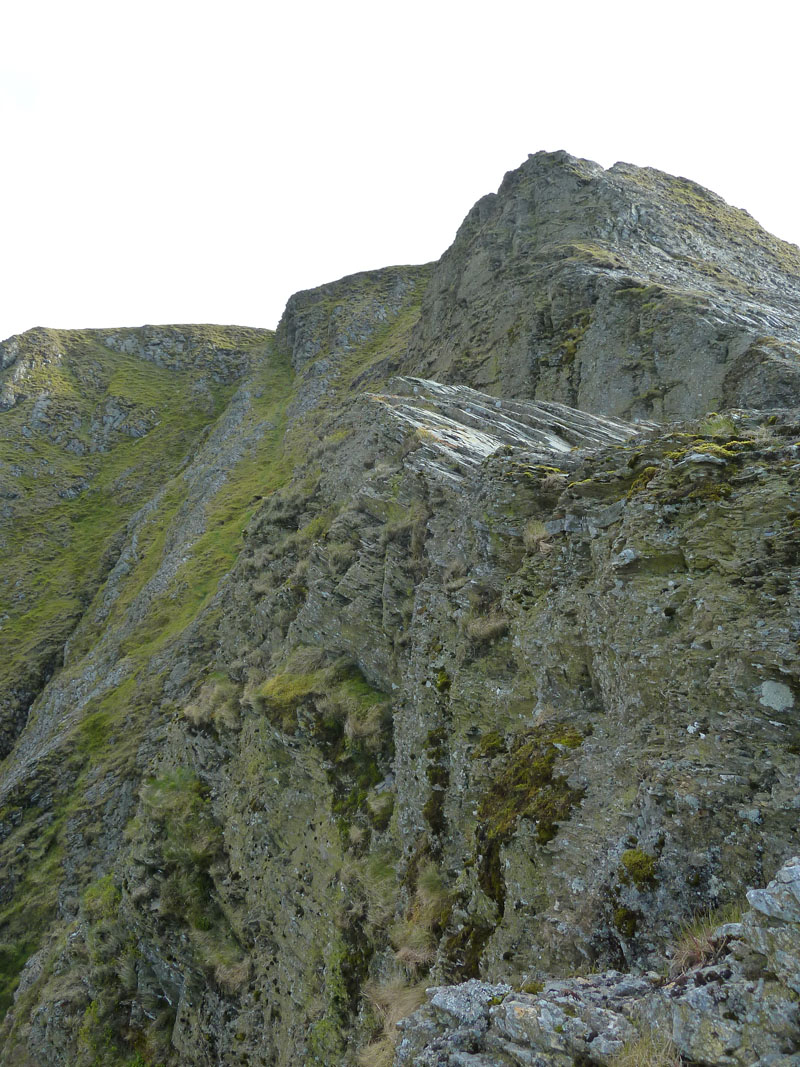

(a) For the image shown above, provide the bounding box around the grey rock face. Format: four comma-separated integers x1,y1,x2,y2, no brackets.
275,264,431,420
403,150,800,419
744,860,800,995
396,981,512,1065
101,323,270,382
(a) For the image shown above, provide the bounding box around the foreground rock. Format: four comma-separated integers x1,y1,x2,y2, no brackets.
396,856,800,1065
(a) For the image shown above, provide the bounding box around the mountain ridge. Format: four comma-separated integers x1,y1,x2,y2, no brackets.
402,150,800,418
0,151,799,1066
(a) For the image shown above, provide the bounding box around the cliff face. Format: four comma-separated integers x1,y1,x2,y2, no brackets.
1,153,799,1067
403,151,800,418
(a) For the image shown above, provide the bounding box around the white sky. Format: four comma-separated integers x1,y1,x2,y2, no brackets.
1,0,799,344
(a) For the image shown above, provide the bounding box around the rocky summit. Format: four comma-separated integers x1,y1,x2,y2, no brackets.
0,151,799,1067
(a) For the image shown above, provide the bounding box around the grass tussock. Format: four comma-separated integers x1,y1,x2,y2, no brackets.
668,901,743,977
390,862,452,972
189,927,250,994
522,518,552,554
357,978,428,1067
443,558,468,591
608,1025,682,1067
347,850,399,932
183,677,241,732
464,613,509,646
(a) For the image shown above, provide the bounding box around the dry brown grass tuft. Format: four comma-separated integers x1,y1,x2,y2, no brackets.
668,902,742,977
357,978,428,1067
392,929,437,970
214,957,252,995
608,1025,681,1067
344,700,385,751
183,679,241,731
464,613,509,644
523,518,552,553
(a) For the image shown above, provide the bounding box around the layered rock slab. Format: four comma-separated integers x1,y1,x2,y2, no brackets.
369,376,644,484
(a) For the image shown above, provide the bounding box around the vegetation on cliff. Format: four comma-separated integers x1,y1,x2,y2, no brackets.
1,152,799,1065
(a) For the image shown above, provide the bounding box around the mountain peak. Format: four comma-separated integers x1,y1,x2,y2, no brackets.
402,151,800,419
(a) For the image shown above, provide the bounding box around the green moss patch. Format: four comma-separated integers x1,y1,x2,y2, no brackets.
619,848,658,888
475,726,584,909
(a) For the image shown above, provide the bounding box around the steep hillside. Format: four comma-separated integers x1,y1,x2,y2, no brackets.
0,324,271,759
0,154,799,1067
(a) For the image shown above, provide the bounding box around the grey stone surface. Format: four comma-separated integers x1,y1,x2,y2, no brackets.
402,151,800,419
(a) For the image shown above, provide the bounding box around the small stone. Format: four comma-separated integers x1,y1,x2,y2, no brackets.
759,681,794,712
429,980,512,1027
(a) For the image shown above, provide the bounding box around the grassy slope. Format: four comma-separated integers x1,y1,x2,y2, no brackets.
0,326,281,1020
0,330,261,744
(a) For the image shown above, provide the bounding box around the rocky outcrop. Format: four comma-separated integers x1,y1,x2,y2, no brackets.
369,377,643,482
101,323,271,381
402,151,800,419
276,265,431,419
396,855,800,1065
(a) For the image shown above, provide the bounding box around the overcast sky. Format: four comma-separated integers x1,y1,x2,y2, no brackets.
1,0,798,344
